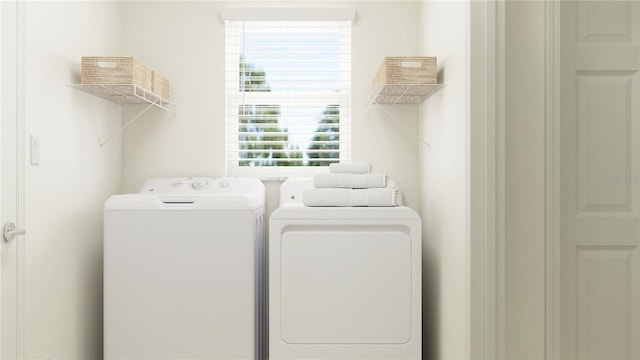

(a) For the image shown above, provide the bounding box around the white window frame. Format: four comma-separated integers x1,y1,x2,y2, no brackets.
223,10,353,178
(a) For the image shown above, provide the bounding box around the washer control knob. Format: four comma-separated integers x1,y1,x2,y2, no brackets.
170,180,183,188
218,180,230,188
191,179,207,190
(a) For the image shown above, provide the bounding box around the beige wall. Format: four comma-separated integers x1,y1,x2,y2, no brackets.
119,1,422,218
418,1,468,359
23,1,123,358
504,1,546,358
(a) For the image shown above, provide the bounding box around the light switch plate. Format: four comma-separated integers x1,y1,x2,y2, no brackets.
30,135,40,165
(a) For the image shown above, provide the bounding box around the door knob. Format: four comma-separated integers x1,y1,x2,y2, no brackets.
3,222,25,241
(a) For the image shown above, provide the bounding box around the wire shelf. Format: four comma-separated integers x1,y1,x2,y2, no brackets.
365,83,445,111
67,83,174,112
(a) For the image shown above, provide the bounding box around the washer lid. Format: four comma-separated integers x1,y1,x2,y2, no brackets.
105,178,265,211
105,192,264,211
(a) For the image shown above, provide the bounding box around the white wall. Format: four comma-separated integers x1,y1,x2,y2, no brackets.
418,1,468,359
24,2,123,358
15,1,472,359
119,1,422,216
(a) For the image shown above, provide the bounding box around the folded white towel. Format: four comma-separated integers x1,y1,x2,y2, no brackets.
313,173,388,189
303,187,401,207
329,163,372,174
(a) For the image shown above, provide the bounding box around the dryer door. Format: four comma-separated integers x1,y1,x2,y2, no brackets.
280,229,412,344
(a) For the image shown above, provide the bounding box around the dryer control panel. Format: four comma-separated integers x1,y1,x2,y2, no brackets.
278,177,313,206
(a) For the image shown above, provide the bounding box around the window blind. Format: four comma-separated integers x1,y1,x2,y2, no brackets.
225,19,352,176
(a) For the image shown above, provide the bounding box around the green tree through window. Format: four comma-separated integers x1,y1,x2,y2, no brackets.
238,56,303,166
307,105,340,167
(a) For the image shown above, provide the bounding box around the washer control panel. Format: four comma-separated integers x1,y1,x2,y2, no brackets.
140,177,235,193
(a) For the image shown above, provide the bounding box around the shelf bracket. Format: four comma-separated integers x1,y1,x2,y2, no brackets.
364,83,447,150
371,102,431,151
67,84,175,148
98,98,160,149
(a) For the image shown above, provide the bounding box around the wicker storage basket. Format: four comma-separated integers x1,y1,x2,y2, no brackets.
151,70,170,100
81,56,152,90
373,56,437,87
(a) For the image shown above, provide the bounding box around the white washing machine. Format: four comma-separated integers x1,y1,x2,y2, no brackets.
269,178,422,359
104,177,266,360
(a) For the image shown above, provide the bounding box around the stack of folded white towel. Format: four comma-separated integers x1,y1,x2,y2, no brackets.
302,163,402,207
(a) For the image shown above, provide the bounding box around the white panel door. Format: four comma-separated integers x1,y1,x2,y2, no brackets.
561,1,640,358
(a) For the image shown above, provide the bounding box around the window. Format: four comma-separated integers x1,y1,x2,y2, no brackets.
223,10,352,176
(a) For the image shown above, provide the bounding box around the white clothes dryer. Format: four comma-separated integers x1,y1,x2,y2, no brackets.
104,177,266,360
269,178,422,359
